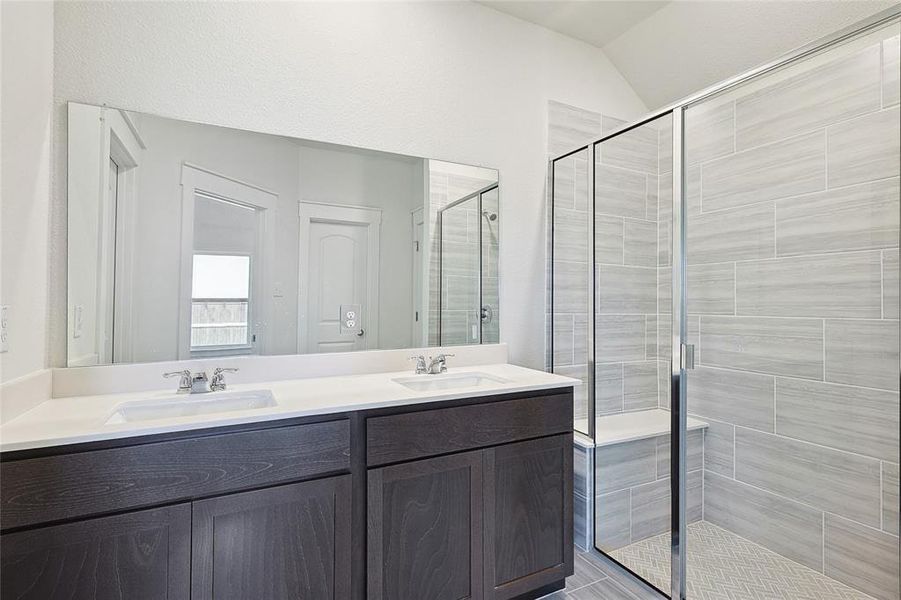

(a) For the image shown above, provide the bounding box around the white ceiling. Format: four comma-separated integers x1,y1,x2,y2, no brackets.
477,1,670,48
479,0,897,110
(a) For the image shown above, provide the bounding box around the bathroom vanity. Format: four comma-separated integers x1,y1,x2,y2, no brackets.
0,365,575,600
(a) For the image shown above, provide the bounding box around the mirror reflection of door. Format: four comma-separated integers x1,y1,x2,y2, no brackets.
298,203,381,354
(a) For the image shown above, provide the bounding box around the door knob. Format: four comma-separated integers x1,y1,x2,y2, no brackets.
357,329,365,337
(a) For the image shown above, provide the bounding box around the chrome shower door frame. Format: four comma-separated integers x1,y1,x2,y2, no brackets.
548,6,901,599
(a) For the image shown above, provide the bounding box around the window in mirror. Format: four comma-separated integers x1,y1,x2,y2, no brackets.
191,254,252,351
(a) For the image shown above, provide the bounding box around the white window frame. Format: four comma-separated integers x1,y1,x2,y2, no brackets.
179,163,277,359
189,250,254,353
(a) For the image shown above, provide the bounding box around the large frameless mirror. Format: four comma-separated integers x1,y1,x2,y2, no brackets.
66,102,499,366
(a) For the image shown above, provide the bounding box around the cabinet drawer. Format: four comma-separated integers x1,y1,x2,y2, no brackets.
1,420,350,531
367,391,573,466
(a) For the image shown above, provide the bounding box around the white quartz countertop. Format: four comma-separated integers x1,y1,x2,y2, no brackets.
0,364,578,453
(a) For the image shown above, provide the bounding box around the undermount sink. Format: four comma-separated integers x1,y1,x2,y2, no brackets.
392,372,509,392
106,389,277,424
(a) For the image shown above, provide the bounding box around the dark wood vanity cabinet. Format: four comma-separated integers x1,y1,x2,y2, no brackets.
192,476,352,600
0,504,191,600
368,450,484,600
0,388,573,600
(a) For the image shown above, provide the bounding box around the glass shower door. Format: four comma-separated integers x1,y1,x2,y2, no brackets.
681,21,900,600
438,185,500,345
592,113,676,597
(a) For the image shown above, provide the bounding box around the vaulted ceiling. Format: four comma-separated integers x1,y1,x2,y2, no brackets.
479,0,896,109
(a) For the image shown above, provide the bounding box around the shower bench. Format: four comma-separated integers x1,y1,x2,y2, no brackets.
573,408,707,551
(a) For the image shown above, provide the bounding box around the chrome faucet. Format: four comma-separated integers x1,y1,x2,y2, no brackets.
211,367,239,391
427,353,455,374
409,355,428,374
163,370,210,394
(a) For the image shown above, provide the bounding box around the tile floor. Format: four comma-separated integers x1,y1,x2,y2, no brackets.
610,521,877,600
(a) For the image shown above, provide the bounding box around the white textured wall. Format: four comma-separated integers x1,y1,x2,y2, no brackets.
51,0,647,370
0,1,53,383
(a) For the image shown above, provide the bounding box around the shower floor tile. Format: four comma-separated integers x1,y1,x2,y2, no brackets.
609,521,876,600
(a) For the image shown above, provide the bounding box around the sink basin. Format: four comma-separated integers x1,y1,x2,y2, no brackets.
392,372,509,392
106,389,277,424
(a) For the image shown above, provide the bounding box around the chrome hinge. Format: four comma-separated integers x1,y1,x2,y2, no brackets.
681,343,696,370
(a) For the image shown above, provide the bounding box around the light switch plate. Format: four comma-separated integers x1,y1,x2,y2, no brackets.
1,305,9,353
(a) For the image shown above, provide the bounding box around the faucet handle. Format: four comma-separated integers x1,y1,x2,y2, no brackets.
163,370,192,393
409,355,427,374
210,367,238,391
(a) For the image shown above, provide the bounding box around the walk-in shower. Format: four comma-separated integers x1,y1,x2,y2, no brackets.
438,183,500,345
550,8,900,600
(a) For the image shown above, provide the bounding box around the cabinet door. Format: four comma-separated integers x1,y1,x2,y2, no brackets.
0,503,190,600
191,475,352,600
368,450,483,600
483,434,573,599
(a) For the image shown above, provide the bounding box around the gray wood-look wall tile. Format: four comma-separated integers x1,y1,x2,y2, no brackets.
573,156,589,211
685,99,735,164
687,263,735,315
686,165,701,215
595,489,631,552
828,108,900,188
825,319,900,391
623,219,657,267
775,377,900,462
884,249,899,319
657,359,669,410
599,120,658,175
700,316,824,379
554,207,590,262
688,366,775,431
824,513,900,600
776,178,900,257
657,172,673,266
735,252,884,318
883,462,899,536
596,265,656,314
552,158,575,210
573,313,589,365
646,175,658,221
623,362,658,411
596,215,624,265
700,417,735,478
553,261,589,312
704,471,824,571
645,314,658,359
596,164,650,219
884,35,900,108
596,437,657,494
630,470,702,542
596,363,624,415
701,131,826,212
548,100,602,157
553,314,575,365
735,44,881,150
656,430,704,478
658,118,673,175
735,427,882,527
596,315,646,363
687,201,775,265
